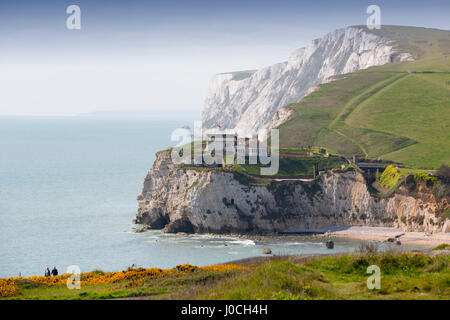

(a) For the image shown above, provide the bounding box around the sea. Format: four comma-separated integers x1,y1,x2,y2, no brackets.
0,113,418,278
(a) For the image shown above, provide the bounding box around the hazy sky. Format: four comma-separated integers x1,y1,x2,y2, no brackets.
1,0,449,116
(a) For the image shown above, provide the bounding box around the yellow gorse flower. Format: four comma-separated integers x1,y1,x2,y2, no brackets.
0,279,20,297
1,264,247,297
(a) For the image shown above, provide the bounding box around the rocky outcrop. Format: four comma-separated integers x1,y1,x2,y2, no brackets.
136,150,448,234
202,26,413,132
266,106,295,131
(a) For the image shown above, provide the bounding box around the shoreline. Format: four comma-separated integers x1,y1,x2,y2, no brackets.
155,226,449,247
323,226,450,247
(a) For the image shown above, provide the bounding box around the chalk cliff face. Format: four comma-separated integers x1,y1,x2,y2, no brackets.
136,151,449,234
202,26,413,132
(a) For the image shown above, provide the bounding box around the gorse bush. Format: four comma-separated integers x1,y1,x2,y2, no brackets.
176,264,199,272
413,172,439,186
0,279,20,297
0,264,247,297
379,165,403,190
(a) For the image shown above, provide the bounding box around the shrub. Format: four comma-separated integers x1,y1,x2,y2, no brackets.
425,255,449,272
350,256,371,273
432,243,450,251
441,208,450,221
356,241,379,255
413,172,439,186
343,163,363,173
1,264,246,289
176,264,199,273
201,264,247,272
436,164,450,183
379,165,403,190
405,174,417,192
0,279,20,297
432,183,449,200
91,270,105,275
231,164,245,172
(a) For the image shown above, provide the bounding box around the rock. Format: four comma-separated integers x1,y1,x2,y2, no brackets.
266,107,295,131
132,226,149,233
164,218,195,234
326,240,334,249
443,220,450,233
387,238,395,243
396,240,402,246
263,248,272,254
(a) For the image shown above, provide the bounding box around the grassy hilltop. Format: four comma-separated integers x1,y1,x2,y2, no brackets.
279,26,450,169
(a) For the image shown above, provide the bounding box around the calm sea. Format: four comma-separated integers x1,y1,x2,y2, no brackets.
0,115,411,278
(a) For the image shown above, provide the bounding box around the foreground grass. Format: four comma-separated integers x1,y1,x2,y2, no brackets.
2,252,449,300
191,253,449,300
7,271,236,300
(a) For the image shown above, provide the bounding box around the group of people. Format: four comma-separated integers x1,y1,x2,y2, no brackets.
44,266,58,277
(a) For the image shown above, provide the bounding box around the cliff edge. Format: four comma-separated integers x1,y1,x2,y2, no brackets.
136,150,449,234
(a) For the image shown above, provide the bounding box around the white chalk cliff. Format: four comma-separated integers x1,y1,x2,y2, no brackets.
135,26,450,236
136,151,449,234
202,26,413,131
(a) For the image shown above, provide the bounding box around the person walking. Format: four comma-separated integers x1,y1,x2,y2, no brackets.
51,266,58,276
45,267,50,277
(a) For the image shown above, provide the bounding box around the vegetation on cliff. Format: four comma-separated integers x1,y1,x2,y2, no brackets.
378,165,404,190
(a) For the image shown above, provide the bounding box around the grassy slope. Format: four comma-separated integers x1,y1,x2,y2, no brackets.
278,26,450,169
346,73,450,168
193,254,449,300
4,252,449,300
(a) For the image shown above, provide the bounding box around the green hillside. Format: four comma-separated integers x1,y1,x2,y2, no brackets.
278,26,450,169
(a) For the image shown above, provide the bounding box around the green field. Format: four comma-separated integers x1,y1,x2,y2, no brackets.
278,26,450,169
184,151,346,185
234,156,345,178
346,73,450,168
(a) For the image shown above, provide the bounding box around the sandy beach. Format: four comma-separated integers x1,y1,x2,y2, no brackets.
326,226,450,247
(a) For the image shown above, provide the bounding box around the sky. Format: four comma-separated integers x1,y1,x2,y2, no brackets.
0,0,449,116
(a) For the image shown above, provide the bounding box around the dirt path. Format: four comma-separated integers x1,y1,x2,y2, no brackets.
273,177,315,182
334,129,369,158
